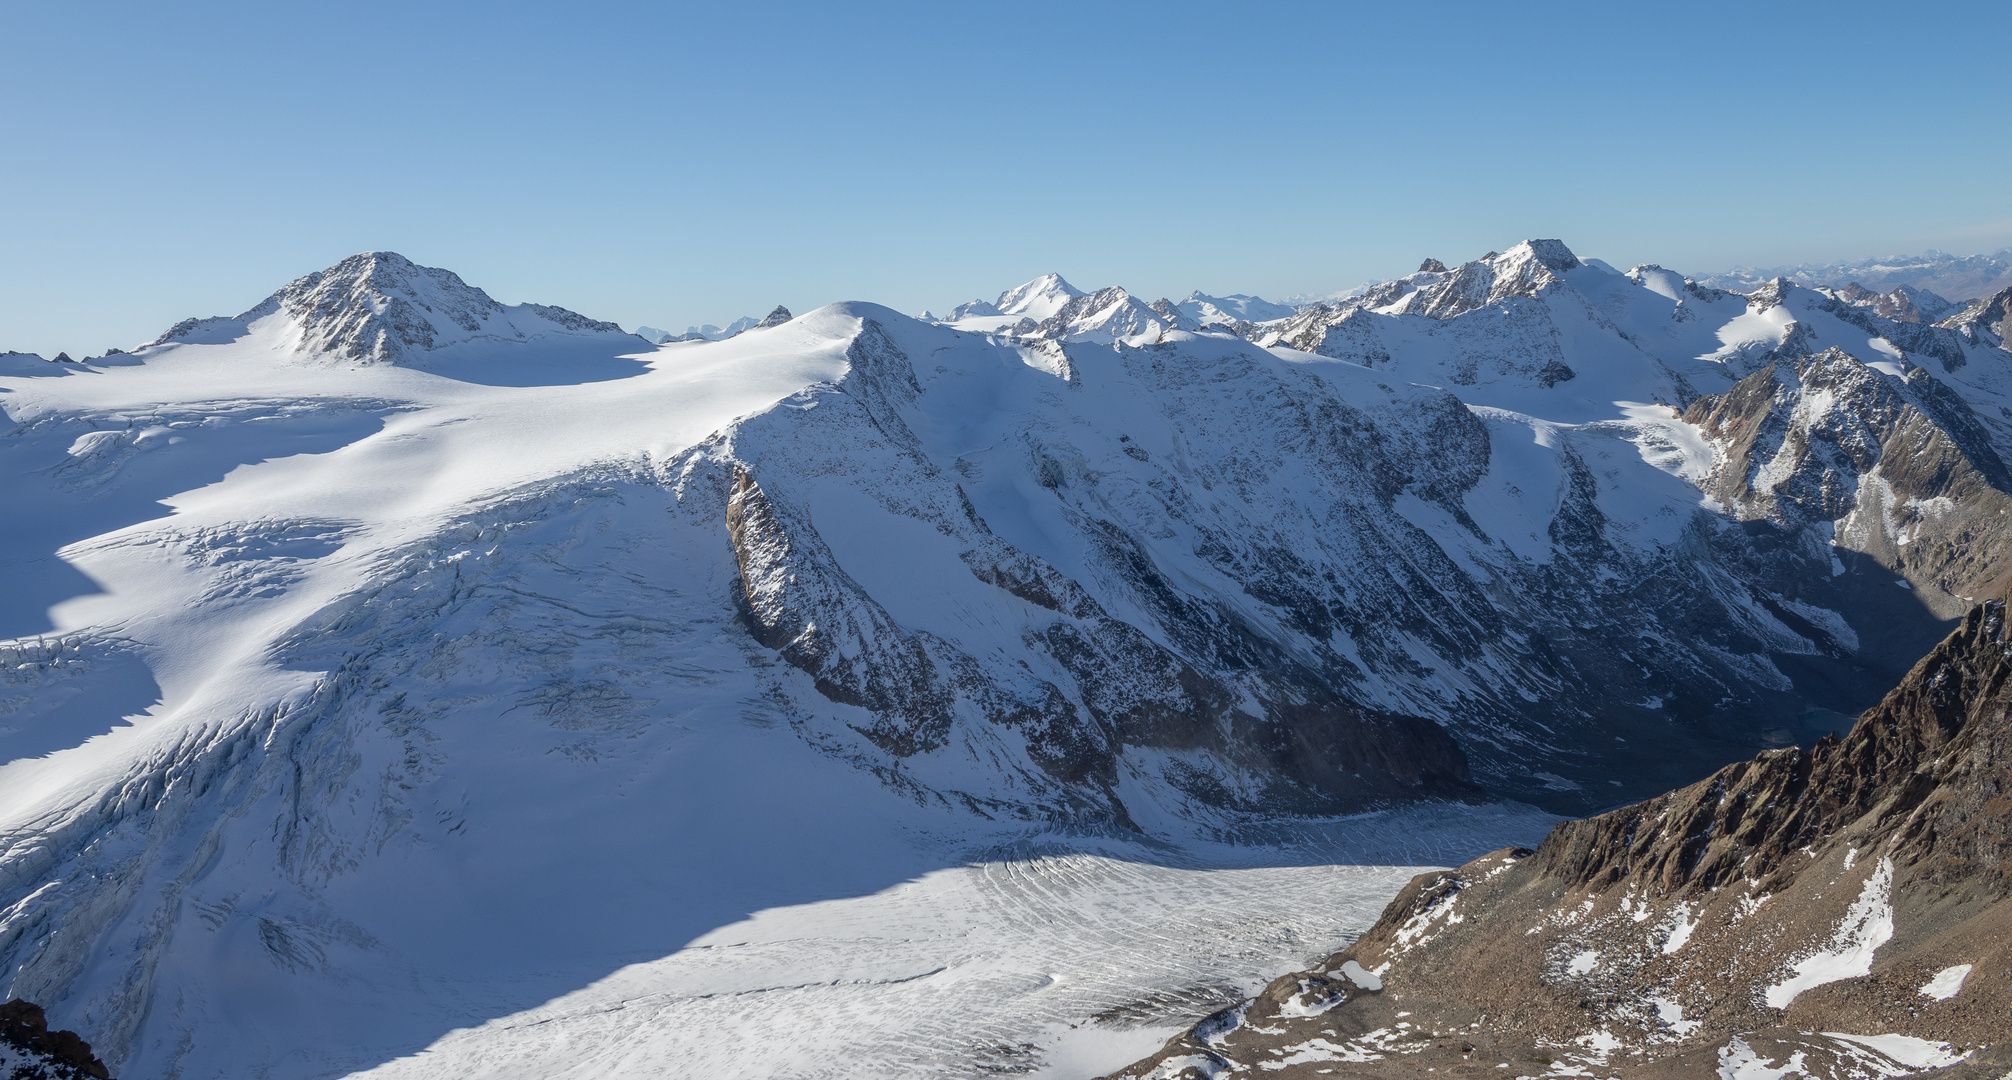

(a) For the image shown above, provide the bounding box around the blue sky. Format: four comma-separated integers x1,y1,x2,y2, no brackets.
4,0,2009,356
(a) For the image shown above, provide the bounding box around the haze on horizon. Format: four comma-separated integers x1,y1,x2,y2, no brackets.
3,0,2009,358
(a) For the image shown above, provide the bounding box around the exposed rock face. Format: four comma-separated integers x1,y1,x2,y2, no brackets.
1108,598,2012,1078
753,305,793,329
1258,240,1591,355
1031,286,1194,345
146,251,642,362
1941,286,2012,343
1833,282,1958,324
1682,346,2012,614
0,1000,110,1079
712,319,1483,813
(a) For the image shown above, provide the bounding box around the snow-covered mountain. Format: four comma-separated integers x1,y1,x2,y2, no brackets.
149,251,647,364
636,314,761,343
994,272,1085,320
1826,281,1958,324
1699,247,2012,305
7,242,2012,1078
1175,291,1295,327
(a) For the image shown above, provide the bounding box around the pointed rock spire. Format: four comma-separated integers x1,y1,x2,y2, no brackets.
754,305,793,329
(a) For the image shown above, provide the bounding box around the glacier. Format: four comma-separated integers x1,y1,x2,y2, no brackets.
4,240,2012,1077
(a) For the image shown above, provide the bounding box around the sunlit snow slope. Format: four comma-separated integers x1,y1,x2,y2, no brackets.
4,242,2012,1077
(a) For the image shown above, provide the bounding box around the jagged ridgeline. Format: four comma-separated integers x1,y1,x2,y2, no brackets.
5,241,2012,1075
1108,596,2012,1078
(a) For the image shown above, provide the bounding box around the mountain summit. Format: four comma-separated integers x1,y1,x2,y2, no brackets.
994,273,1085,320
148,251,642,363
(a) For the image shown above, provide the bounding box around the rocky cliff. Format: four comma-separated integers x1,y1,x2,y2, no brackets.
1109,597,2012,1078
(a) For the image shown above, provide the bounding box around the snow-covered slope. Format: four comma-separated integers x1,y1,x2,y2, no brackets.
995,273,1085,320
1175,292,1294,327
8,242,2012,1078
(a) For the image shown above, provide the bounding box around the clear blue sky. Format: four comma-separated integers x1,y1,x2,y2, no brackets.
4,0,2009,356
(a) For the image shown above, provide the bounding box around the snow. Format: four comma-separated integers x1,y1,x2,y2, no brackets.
1718,1037,1807,1080
1661,904,1699,954
10,240,2001,1077
1823,1032,1971,1071
1918,963,1972,1000
1763,857,1895,1009
1649,995,1700,1038
0,279,1570,1078
1578,1028,1621,1052
994,274,1084,321
1176,292,1294,327
345,834,1475,1080
1566,949,1600,975
1338,959,1382,991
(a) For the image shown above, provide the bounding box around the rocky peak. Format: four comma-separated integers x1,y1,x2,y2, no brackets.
754,305,793,329
1030,286,1193,344
1373,239,1580,319
1418,257,1448,273
1510,238,1582,273
148,251,632,362
1547,597,2012,897
1834,281,1957,324
1937,285,2012,343
256,251,509,362
1746,275,1797,312
1680,344,2012,604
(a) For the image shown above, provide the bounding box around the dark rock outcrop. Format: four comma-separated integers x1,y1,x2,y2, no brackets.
0,1000,111,1080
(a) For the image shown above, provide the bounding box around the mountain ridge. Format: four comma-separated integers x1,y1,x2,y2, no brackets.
1108,594,2012,1078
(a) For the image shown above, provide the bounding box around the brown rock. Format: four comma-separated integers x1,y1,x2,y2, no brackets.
1107,598,2012,1078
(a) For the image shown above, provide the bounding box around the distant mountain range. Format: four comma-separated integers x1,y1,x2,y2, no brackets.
1697,247,2012,305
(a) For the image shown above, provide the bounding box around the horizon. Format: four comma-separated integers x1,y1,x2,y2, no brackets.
8,235,2009,358
5,0,2010,357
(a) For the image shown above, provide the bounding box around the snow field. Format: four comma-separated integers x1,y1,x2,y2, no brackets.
341,834,1517,1080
